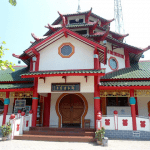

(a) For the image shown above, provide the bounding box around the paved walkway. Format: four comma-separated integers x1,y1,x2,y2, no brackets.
0,139,150,150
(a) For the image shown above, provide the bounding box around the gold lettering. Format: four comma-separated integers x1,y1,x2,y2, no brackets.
64,86,66,90
72,86,75,90
60,86,62,90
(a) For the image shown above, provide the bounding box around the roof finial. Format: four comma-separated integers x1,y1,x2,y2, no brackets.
77,0,81,13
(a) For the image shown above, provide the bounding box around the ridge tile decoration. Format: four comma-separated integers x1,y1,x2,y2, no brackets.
100,90,130,97
51,83,80,92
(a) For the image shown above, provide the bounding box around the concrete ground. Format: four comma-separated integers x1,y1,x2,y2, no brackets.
0,139,150,150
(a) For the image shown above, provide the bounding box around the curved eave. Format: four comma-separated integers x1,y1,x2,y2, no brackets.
21,73,105,78
99,85,150,90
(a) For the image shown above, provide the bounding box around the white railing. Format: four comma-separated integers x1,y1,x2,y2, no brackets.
9,111,33,139
101,112,150,132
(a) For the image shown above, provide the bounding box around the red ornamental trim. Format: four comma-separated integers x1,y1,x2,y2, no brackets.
107,50,124,59
108,56,119,71
0,88,33,92
99,86,150,90
105,119,110,126
122,119,128,126
140,121,146,128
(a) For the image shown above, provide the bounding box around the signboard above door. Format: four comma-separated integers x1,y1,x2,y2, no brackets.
51,83,80,92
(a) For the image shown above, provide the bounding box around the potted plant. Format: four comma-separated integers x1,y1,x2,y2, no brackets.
95,127,106,145
0,122,12,141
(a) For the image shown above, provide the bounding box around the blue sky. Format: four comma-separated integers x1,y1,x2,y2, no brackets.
0,0,150,65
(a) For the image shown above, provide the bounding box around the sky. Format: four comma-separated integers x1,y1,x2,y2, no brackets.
0,0,150,65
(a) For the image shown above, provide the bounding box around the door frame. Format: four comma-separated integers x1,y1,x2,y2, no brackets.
56,93,88,128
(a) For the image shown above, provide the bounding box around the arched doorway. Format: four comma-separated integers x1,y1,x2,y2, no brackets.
56,93,88,128
59,94,84,128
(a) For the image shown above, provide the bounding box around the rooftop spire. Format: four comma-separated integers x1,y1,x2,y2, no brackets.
77,0,81,13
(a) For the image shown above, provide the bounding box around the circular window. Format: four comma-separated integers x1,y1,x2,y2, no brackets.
58,43,75,58
0,99,4,114
61,45,72,56
108,57,118,70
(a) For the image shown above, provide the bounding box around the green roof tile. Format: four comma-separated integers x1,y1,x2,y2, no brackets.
0,83,34,89
21,69,105,76
0,66,34,82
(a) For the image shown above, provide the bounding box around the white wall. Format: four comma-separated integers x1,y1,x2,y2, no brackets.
38,76,94,93
138,97,150,117
50,93,94,128
101,53,125,73
39,36,94,71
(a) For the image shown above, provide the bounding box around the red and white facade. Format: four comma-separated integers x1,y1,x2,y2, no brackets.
0,9,150,134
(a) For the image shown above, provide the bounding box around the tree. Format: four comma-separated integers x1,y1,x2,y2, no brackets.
0,40,15,71
9,0,17,6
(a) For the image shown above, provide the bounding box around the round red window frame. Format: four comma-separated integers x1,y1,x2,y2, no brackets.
58,43,75,58
108,56,119,71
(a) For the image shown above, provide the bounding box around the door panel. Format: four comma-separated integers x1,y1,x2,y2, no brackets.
59,94,84,124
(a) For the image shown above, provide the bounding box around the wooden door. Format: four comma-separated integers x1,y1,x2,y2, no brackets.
59,94,84,124
148,101,150,114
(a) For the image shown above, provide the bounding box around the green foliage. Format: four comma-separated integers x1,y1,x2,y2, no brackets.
95,127,105,141
9,0,17,6
0,122,12,137
0,39,15,71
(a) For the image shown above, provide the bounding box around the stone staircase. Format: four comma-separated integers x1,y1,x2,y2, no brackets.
14,127,96,142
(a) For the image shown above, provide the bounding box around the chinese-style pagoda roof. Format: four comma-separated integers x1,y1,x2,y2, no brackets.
52,11,109,25
0,66,33,82
0,66,34,90
21,69,105,78
0,83,34,89
100,61,150,86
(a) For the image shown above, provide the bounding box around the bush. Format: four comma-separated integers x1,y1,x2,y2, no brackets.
0,122,12,137
95,127,105,141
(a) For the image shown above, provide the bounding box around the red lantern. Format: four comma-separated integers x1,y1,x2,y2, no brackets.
18,110,21,113
29,110,33,114
97,111,102,120
10,114,15,119
21,112,25,116
149,113,150,117
114,110,118,114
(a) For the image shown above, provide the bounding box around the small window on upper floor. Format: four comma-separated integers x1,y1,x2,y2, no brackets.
69,19,84,24
75,30,87,35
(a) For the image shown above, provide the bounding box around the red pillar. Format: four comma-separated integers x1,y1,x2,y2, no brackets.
130,89,137,130
2,92,10,125
32,77,39,127
43,93,51,127
94,47,101,128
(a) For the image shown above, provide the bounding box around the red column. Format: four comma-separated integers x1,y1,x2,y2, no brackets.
130,89,137,130
94,47,101,128
2,92,10,125
43,93,51,127
32,77,39,127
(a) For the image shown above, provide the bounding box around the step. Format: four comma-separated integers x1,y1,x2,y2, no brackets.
14,134,96,142
30,127,95,132
23,130,95,137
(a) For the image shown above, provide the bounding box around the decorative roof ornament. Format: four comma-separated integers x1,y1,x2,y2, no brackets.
77,0,81,13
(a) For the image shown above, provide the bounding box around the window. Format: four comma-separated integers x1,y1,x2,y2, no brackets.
61,45,72,56
75,30,87,35
69,19,83,24
107,97,129,106
0,99,4,114
108,57,119,70
58,43,75,58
